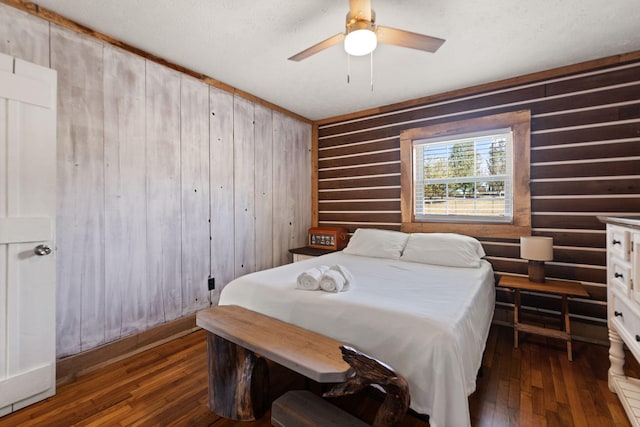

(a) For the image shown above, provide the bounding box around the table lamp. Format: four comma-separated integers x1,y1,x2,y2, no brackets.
520,236,553,283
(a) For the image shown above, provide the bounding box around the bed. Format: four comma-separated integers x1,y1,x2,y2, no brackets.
218,229,495,427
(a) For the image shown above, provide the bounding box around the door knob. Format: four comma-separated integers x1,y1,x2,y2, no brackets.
34,244,52,256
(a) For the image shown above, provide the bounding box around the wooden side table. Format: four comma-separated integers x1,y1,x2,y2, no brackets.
497,275,589,361
288,246,334,263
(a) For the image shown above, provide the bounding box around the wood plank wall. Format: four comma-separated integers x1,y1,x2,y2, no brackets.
0,4,312,358
316,58,640,341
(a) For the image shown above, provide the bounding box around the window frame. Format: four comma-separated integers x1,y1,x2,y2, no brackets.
400,110,531,239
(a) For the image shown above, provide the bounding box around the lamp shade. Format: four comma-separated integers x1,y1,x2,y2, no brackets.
344,29,377,56
520,236,553,261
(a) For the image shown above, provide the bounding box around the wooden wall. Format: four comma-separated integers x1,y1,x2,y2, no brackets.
0,4,312,357
316,57,640,342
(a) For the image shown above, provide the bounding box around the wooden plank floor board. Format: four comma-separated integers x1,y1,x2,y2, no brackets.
531,386,544,418
0,325,636,427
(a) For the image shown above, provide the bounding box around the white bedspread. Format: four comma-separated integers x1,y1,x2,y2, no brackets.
219,252,495,427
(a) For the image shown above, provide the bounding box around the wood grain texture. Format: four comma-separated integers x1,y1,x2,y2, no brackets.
320,138,399,158
324,346,410,427
319,163,400,179
145,61,182,325
234,96,256,277
316,52,640,126
532,141,640,163
532,214,605,230
532,105,640,131
0,57,8,418
209,87,235,293
533,83,640,115
56,314,197,384
532,197,640,213
103,45,147,340
317,56,640,337
312,124,319,226
0,325,635,426
544,65,640,96
279,113,312,261
180,75,211,314
272,390,369,427
319,175,400,190
0,4,49,67
533,122,640,148
51,25,106,356
207,333,269,421
197,306,351,383
273,112,296,265
320,188,401,200
0,2,314,360
531,159,640,179
293,119,313,252
319,150,399,169
530,178,640,196
254,103,274,271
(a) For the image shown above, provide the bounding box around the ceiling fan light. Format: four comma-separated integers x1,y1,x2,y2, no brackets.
344,29,377,56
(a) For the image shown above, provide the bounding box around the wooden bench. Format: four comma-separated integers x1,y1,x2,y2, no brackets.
273,345,411,427
272,390,368,427
196,305,409,425
196,305,352,420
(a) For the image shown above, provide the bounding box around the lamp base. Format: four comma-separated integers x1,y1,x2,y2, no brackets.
528,260,546,283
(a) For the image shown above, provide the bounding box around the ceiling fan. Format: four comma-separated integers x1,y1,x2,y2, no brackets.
288,0,445,61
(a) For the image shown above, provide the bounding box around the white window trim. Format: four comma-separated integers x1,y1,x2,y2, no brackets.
413,127,514,224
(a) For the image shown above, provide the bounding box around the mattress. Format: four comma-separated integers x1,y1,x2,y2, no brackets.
219,251,495,427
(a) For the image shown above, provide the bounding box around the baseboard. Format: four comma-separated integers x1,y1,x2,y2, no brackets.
56,314,199,385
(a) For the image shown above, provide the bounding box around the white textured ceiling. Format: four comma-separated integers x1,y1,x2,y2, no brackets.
34,0,640,121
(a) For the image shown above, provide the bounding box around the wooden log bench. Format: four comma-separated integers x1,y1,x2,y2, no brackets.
196,305,410,426
272,390,368,427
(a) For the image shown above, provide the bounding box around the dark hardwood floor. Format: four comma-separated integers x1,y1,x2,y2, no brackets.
0,324,635,426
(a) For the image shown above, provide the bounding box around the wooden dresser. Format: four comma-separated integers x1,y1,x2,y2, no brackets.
601,216,640,426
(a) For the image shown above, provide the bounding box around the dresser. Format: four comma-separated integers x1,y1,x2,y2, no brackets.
601,216,640,426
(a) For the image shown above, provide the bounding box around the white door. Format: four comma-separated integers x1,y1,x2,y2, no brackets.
0,52,57,415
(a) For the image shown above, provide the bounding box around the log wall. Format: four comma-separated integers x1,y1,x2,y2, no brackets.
317,57,640,341
0,4,312,357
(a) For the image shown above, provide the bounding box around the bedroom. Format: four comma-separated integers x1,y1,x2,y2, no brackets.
0,0,639,425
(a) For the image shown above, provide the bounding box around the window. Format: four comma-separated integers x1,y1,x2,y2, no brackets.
400,110,531,239
414,128,513,223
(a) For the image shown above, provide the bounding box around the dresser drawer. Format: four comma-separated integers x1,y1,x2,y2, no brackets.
293,253,315,263
612,292,640,352
611,256,632,296
609,225,631,261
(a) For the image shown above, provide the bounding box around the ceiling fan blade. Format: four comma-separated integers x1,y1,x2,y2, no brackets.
288,33,345,62
349,0,372,21
376,25,445,53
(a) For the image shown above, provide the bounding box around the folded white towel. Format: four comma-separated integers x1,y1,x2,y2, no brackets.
296,265,329,290
329,264,354,290
319,269,347,293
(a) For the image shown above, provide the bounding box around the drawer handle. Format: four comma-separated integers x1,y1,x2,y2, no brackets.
615,311,623,317
615,272,624,279
613,239,621,245
636,335,640,342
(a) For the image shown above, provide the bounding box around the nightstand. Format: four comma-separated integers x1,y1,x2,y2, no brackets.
288,246,334,263
497,275,589,361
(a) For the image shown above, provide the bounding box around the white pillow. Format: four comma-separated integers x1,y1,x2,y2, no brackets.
343,228,409,260
400,233,485,268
